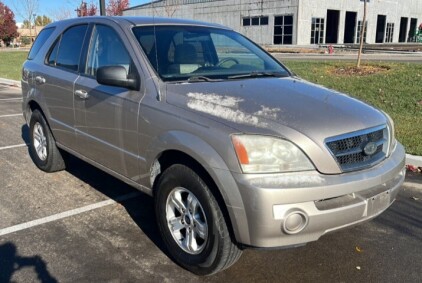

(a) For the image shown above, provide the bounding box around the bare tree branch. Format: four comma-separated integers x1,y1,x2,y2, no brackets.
11,0,39,36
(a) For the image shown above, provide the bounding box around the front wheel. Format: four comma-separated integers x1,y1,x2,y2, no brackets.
154,164,242,275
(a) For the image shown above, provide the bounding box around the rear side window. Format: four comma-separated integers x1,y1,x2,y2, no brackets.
27,27,55,60
47,25,88,72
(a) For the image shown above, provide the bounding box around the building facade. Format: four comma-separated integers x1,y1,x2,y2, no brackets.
123,0,422,46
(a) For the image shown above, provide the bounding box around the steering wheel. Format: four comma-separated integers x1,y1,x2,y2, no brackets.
217,57,240,67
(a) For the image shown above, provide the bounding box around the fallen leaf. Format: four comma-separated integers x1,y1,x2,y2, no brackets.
406,165,418,172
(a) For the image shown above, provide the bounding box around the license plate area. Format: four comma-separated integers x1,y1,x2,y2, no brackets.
366,191,391,216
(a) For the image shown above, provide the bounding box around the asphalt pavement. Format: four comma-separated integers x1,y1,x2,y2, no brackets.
0,84,421,282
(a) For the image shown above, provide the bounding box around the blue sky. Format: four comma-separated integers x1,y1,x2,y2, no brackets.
2,0,149,23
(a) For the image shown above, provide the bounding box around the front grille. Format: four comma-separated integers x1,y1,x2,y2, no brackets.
326,125,388,172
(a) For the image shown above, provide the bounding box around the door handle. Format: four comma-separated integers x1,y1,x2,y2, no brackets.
35,76,46,85
74,89,89,100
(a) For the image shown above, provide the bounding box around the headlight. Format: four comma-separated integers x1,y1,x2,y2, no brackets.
382,111,397,156
231,135,314,173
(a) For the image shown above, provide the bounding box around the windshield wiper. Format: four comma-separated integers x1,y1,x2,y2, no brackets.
228,71,289,80
187,76,222,82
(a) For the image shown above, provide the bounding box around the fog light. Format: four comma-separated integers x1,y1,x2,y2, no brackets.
283,211,308,234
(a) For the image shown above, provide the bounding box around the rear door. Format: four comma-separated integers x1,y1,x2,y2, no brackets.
39,24,89,149
73,23,143,182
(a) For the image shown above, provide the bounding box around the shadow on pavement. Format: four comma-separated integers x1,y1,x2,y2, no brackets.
21,124,30,144
0,242,58,283
20,124,169,258
61,153,170,259
374,190,422,241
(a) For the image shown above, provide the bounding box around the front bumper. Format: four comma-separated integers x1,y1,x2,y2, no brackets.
232,142,406,248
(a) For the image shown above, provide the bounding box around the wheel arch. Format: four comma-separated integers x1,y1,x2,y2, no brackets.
148,131,250,245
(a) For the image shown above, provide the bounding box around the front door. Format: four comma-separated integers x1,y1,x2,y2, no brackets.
74,24,143,182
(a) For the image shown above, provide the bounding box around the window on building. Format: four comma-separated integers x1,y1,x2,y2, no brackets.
260,16,268,25
310,17,324,44
242,16,269,26
356,20,368,44
385,23,394,43
273,15,293,45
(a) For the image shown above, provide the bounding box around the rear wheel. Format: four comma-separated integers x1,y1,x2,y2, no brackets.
29,109,65,172
154,164,242,275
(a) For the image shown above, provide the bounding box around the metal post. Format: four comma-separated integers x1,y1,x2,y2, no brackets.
99,0,106,16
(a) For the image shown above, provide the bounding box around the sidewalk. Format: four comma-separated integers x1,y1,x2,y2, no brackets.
1,77,421,167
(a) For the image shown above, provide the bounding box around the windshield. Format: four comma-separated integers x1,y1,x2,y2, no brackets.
132,25,290,81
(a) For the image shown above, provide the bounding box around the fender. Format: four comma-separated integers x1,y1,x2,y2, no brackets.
145,130,251,245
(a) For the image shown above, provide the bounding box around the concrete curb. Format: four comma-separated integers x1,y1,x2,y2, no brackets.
0,78,21,87
1,77,422,167
406,154,422,168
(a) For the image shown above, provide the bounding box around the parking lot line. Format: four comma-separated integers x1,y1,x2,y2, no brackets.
0,98,22,101
0,191,142,236
0,114,22,118
0,144,27,151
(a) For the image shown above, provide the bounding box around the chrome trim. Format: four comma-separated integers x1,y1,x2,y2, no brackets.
325,124,389,172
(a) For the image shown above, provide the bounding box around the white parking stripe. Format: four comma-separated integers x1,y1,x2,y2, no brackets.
0,98,22,101
0,114,22,118
0,192,142,236
0,144,27,150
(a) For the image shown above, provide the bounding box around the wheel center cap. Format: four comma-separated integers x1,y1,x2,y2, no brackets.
184,214,192,225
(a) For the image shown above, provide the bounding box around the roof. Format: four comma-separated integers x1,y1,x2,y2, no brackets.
43,16,230,30
120,16,230,29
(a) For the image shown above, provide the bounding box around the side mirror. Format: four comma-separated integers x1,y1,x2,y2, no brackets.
96,66,139,90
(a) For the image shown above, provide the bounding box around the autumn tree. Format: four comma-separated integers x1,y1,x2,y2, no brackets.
76,1,98,17
0,2,19,45
106,0,129,16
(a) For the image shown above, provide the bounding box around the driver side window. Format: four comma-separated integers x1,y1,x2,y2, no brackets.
85,25,131,77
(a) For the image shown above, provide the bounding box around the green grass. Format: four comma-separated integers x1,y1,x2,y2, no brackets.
0,51,28,81
284,61,422,155
0,51,420,154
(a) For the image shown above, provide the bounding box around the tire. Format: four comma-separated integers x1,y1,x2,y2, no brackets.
29,109,65,172
154,164,242,275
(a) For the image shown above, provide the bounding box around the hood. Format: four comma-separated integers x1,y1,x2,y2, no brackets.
166,77,387,142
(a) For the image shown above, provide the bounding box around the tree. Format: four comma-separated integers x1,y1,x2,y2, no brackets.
0,2,19,45
11,0,39,37
76,1,98,17
22,20,31,28
50,8,72,21
35,15,52,26
357,0,368,68
21,36,31,45
106,0,129,16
